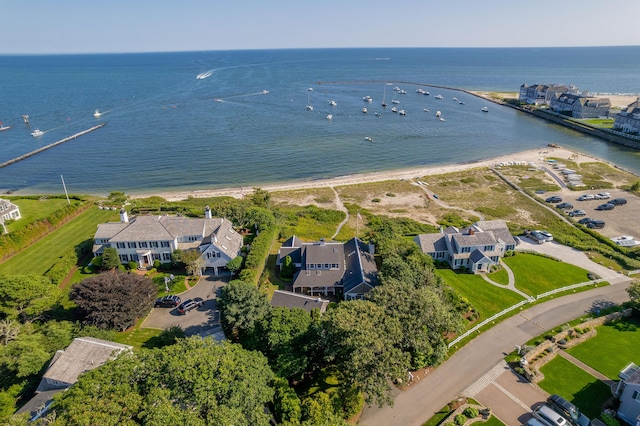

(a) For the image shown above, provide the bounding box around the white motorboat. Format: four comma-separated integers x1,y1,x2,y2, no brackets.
482,107,489,112
306,105,314,111
452,97,458,101
363,95,372,103
362,107,368,113
439,117,446,122
399,90,407,94
435,94,444,99
423,91,430,96
399,110,406,116
93,109,102,118
262,90,269,94
307,87,314,91
416,88,425,94
391,107,398,113
31,129,44,137
423,108,430,112
459,101,465,105
22,115,29,124
365,137,373,142
0,121,11,132
391,99,400,105
435,111,441,117
328,100,337,106
326,114,333,120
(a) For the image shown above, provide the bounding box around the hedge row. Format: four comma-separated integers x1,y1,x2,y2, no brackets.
0,199,88,262
238,226,279,285
44,250,79,286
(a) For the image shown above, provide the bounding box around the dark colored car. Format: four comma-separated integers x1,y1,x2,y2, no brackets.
577,217,593,225
154,295,181,308
546,394,590,426
609,198,627,205
587,220,605,229
568,209,586,217
595,203,614,211
177,297,204,315
545,196,562,203
556,202,573,210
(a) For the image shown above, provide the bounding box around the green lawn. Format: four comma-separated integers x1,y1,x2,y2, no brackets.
5,197,81,233
538,356,611,420
437,269,524,322
503,254,591,296
487,267,509,285
0,207,117,276
567,317,640,379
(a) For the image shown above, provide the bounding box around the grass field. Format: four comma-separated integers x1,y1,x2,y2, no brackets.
567,317,640,379
503,253,591,296
538,356,612,420
0,207,117,276
5,197,81,233
437,269,524,322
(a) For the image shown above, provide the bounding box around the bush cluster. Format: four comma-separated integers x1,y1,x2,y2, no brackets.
240,225,278,285
44,250,78,286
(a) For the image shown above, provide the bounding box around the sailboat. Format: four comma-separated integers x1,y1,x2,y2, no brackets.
306,90,313,111
391,86,400,105
382,84,389,108
0,121,11,132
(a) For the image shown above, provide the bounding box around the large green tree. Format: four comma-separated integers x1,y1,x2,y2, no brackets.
628,280,640,310
321,300,410,407
0,275,62,322
218,280,270,341
100,247,121,271
50,338,275,426
70,271,157,331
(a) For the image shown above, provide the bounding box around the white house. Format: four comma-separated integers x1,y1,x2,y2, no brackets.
93,206,242,275
0,198,21,227
414,220,517,273
616,363,640,426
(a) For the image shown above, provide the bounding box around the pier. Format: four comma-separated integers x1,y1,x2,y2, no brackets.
0,123,106,169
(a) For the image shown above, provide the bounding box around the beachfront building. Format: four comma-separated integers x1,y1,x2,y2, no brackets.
414,220,517,273
277,236,378,300
519,83,579,106
550,93,611,118
613,97,640,134
92,207,242,275
0,198,21,227
615,362,640,426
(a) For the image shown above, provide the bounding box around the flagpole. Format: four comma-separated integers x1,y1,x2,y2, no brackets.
60,175,70,205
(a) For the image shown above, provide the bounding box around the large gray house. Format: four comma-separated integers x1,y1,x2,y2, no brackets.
93,207,242,275
0,198,21,227
550,93,611,118
616,363,640,426
414,220,517,273
277,236,378,300
614,97,640,134
519,83,578,106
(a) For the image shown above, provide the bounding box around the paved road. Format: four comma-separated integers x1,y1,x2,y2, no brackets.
359,281,631,426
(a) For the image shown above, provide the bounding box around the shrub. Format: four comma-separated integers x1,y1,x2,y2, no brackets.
372,198,381,203
454,414,467,425
45,250,79,285
127,261,138,270
153,259,161,269
463,407,479,418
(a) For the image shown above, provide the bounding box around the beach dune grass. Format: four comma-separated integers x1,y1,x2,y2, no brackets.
503,253,591,295
566,317,640,379
538,356,612,420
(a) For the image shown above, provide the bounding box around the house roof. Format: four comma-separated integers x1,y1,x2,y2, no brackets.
469,249,492,264
15,389,62,419
451,231,497,248
414,234,448,252
270,290,329,313
343,238,378,294
304,242,344,265
37,337,132,392
474,220,517,247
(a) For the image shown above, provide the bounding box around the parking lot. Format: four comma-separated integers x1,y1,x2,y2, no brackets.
142,274,228,337
542,188,640,239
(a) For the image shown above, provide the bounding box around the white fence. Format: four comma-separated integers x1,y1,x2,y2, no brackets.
447,279,607,348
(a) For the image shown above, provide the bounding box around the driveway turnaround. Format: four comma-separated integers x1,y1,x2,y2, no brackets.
359,274,632,426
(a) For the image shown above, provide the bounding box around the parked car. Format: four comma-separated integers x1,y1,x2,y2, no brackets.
576,194,595,201
528,231,546,244
609,198,627,205
577,217,594,225
536,230,554,242
587,220,605,229
568,209,586,217
154,295,181,308
595,203,614,211
177,297,204,315
556,202,573,210
545,196,562,203
533,405,568,426
546,395,591,426
594,192,611,200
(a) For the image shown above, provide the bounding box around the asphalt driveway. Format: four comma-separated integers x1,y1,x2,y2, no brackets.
142,274,229,337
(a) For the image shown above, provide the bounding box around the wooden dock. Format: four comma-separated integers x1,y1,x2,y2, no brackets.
0,123,106,169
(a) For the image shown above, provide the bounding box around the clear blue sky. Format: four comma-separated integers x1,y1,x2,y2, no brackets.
2,0,639,54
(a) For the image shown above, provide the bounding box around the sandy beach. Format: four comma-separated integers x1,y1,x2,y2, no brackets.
133,146,594,202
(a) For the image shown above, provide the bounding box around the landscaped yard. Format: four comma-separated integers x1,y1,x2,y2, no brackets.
567,317,640,379
503,253,591,296
5,197,82,233
538,356,612,420
0,207,117,276
437,269,524,322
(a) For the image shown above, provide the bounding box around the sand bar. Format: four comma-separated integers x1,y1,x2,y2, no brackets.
133,146,596,202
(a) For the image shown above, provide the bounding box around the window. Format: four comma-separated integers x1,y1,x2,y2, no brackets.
139,242,148,248
484,245,493,251
151,241,159,248
324,263,329,269
128,242,137,249
216,252,220,258
153,254,160,260
161,241,170,247
119,254,129,262
162,253,172,261
633,390,640,402
116,242,126,249
461,247,470,253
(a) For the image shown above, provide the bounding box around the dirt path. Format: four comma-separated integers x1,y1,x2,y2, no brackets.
330,186,349,240
412,180,485,221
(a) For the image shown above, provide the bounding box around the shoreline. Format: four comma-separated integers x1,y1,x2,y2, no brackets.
132,146,593,202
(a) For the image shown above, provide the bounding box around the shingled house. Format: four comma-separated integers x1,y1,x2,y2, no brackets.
550,93,611,118
616,362,640,426
0,198,21,227
519,83,578,105
414,220,517,273
614,97,640,134
93,207,242,275
277,237,378,300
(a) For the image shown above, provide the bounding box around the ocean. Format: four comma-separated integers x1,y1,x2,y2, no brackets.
1,47,639,195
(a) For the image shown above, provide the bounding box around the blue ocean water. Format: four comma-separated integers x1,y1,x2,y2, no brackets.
1,47,639,195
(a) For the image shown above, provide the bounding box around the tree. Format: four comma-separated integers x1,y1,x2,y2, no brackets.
50,338,275,426
322,300,410,407
272,377,302,425
181,249,205,276
226,255,244,275
0,275,62,322
280,255,295,279
300,392,349,426
250,188,271,209
2,333,51,378
627,281,640,310
70,271,157,331
0,320,20,346
100,247,121,271
218,280,270,342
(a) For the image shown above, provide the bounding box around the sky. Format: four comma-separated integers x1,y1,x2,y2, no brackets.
2,0,639,54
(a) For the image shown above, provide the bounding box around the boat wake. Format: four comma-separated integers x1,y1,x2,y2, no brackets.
196,70,214,80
